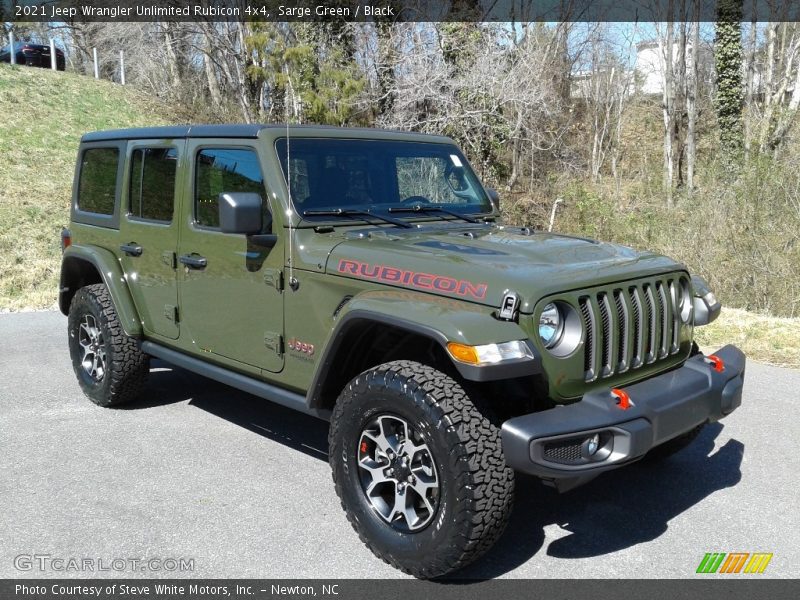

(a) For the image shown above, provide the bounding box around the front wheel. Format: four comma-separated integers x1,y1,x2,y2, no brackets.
328,360,514,579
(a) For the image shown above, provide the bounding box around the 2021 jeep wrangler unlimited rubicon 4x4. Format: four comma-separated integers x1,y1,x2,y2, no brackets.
60,125,745,578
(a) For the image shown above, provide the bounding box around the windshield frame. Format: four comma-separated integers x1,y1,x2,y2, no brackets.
274,136,495,227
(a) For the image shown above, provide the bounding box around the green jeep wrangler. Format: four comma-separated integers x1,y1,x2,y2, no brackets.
60,125,745,578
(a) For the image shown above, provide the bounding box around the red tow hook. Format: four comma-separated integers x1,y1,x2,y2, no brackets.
706,354,725,373
611,388,632,410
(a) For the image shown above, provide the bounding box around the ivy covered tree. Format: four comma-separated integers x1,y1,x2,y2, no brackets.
245,22,365,126
715,0,744,162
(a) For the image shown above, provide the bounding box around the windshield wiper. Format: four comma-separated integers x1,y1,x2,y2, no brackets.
387,205,479,224
302,208,413,229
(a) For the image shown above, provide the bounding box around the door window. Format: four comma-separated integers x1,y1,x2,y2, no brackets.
194,148,269,231
129,147,177,222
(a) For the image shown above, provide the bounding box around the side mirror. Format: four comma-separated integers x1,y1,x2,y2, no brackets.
219,192,262,234
219,192,277,248
486,187,500,211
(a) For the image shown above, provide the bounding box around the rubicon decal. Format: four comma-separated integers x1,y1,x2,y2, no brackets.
696,552,773,574
337,259,488,301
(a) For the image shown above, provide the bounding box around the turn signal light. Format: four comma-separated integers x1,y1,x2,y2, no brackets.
446,340,534,366
446,342,480,365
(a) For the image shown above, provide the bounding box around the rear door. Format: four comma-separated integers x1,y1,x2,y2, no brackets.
118,139,185,340
176,140,284,373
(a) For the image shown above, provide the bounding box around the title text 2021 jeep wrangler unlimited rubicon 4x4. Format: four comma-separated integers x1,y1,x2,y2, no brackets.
60,125,745,578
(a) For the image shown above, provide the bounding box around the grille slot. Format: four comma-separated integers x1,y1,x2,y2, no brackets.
643,284,657,363
669,280,680,352
614,290,630,373
598,293,614,377
579,276,685,382
630,286,643,369
579,297,597,381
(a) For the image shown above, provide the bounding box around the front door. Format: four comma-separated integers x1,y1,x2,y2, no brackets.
177,141,284,373
118,140,184,340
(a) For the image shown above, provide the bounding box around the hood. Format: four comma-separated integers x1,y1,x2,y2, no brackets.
325,224,685,313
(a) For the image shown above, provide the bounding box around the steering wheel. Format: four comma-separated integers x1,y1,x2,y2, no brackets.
400,195,432,205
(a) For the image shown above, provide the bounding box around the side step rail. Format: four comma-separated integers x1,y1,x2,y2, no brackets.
141,341,331,421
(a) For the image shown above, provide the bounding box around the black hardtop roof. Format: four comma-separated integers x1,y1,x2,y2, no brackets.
80,124,451,143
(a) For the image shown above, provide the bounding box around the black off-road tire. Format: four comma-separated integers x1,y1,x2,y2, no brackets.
68,284,149,407
328,360,514,579
643,423,705,462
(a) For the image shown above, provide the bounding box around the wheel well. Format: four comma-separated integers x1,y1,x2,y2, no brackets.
314,320,553,420
59,256,103,315
315,322,454,411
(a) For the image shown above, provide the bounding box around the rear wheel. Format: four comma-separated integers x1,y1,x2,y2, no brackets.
68,284,148,407
328,360,514,579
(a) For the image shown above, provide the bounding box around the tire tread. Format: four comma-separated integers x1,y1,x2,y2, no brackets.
329,360,514,578
69,283,148,406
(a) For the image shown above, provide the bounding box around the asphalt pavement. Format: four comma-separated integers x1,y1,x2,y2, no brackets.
1,311,797,579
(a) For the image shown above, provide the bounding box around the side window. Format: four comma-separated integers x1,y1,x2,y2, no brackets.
195,148,268,230
129,147,177,222
78,148,119,215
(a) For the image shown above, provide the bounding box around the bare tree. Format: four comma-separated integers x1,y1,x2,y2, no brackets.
686,5,700,192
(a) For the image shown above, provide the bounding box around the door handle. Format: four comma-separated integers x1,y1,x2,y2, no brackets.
179,254,208,269
120,243,143,257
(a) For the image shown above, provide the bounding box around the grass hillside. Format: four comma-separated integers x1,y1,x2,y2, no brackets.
0,64,184,311
0,63,797,368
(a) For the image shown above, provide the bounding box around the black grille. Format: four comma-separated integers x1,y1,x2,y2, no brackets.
544,439,583,463
579,276,687,382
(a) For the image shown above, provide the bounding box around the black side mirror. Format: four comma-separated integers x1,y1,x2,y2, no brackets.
219,192,262,234
218,192,277,248
486,187,500,211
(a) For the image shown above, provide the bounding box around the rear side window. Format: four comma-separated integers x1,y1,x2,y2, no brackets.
77,148,119,215
195,148,266,229
129,147,177,222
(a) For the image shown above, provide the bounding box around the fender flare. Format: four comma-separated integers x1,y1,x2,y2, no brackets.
306,291,540,409
59,245,143,337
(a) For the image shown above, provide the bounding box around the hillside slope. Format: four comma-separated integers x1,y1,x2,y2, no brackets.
0,64,797,368
0,64,184,310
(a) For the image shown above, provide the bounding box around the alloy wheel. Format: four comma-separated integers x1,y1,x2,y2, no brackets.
357,414,440,532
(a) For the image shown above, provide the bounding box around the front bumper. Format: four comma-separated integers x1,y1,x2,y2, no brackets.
501,345,746,491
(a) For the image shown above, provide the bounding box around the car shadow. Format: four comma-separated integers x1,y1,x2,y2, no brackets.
128,364,744,579
458,422,744,579
123,361,330,461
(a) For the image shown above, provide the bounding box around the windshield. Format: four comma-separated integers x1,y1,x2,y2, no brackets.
275,138,492,219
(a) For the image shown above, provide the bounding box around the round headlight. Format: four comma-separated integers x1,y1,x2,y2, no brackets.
539,302,563,348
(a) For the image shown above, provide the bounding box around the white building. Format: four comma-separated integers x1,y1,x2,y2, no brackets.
571,40,712,99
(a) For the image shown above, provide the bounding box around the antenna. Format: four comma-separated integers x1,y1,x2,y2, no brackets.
285,73,299,291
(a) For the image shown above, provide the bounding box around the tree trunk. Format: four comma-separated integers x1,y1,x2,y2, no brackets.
675,16,687,188
743,2,757,161
203,30,223,109
162,23,182,90
715,1,744,163
660,14,675,207
759,23,779,151
687,6,700,192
